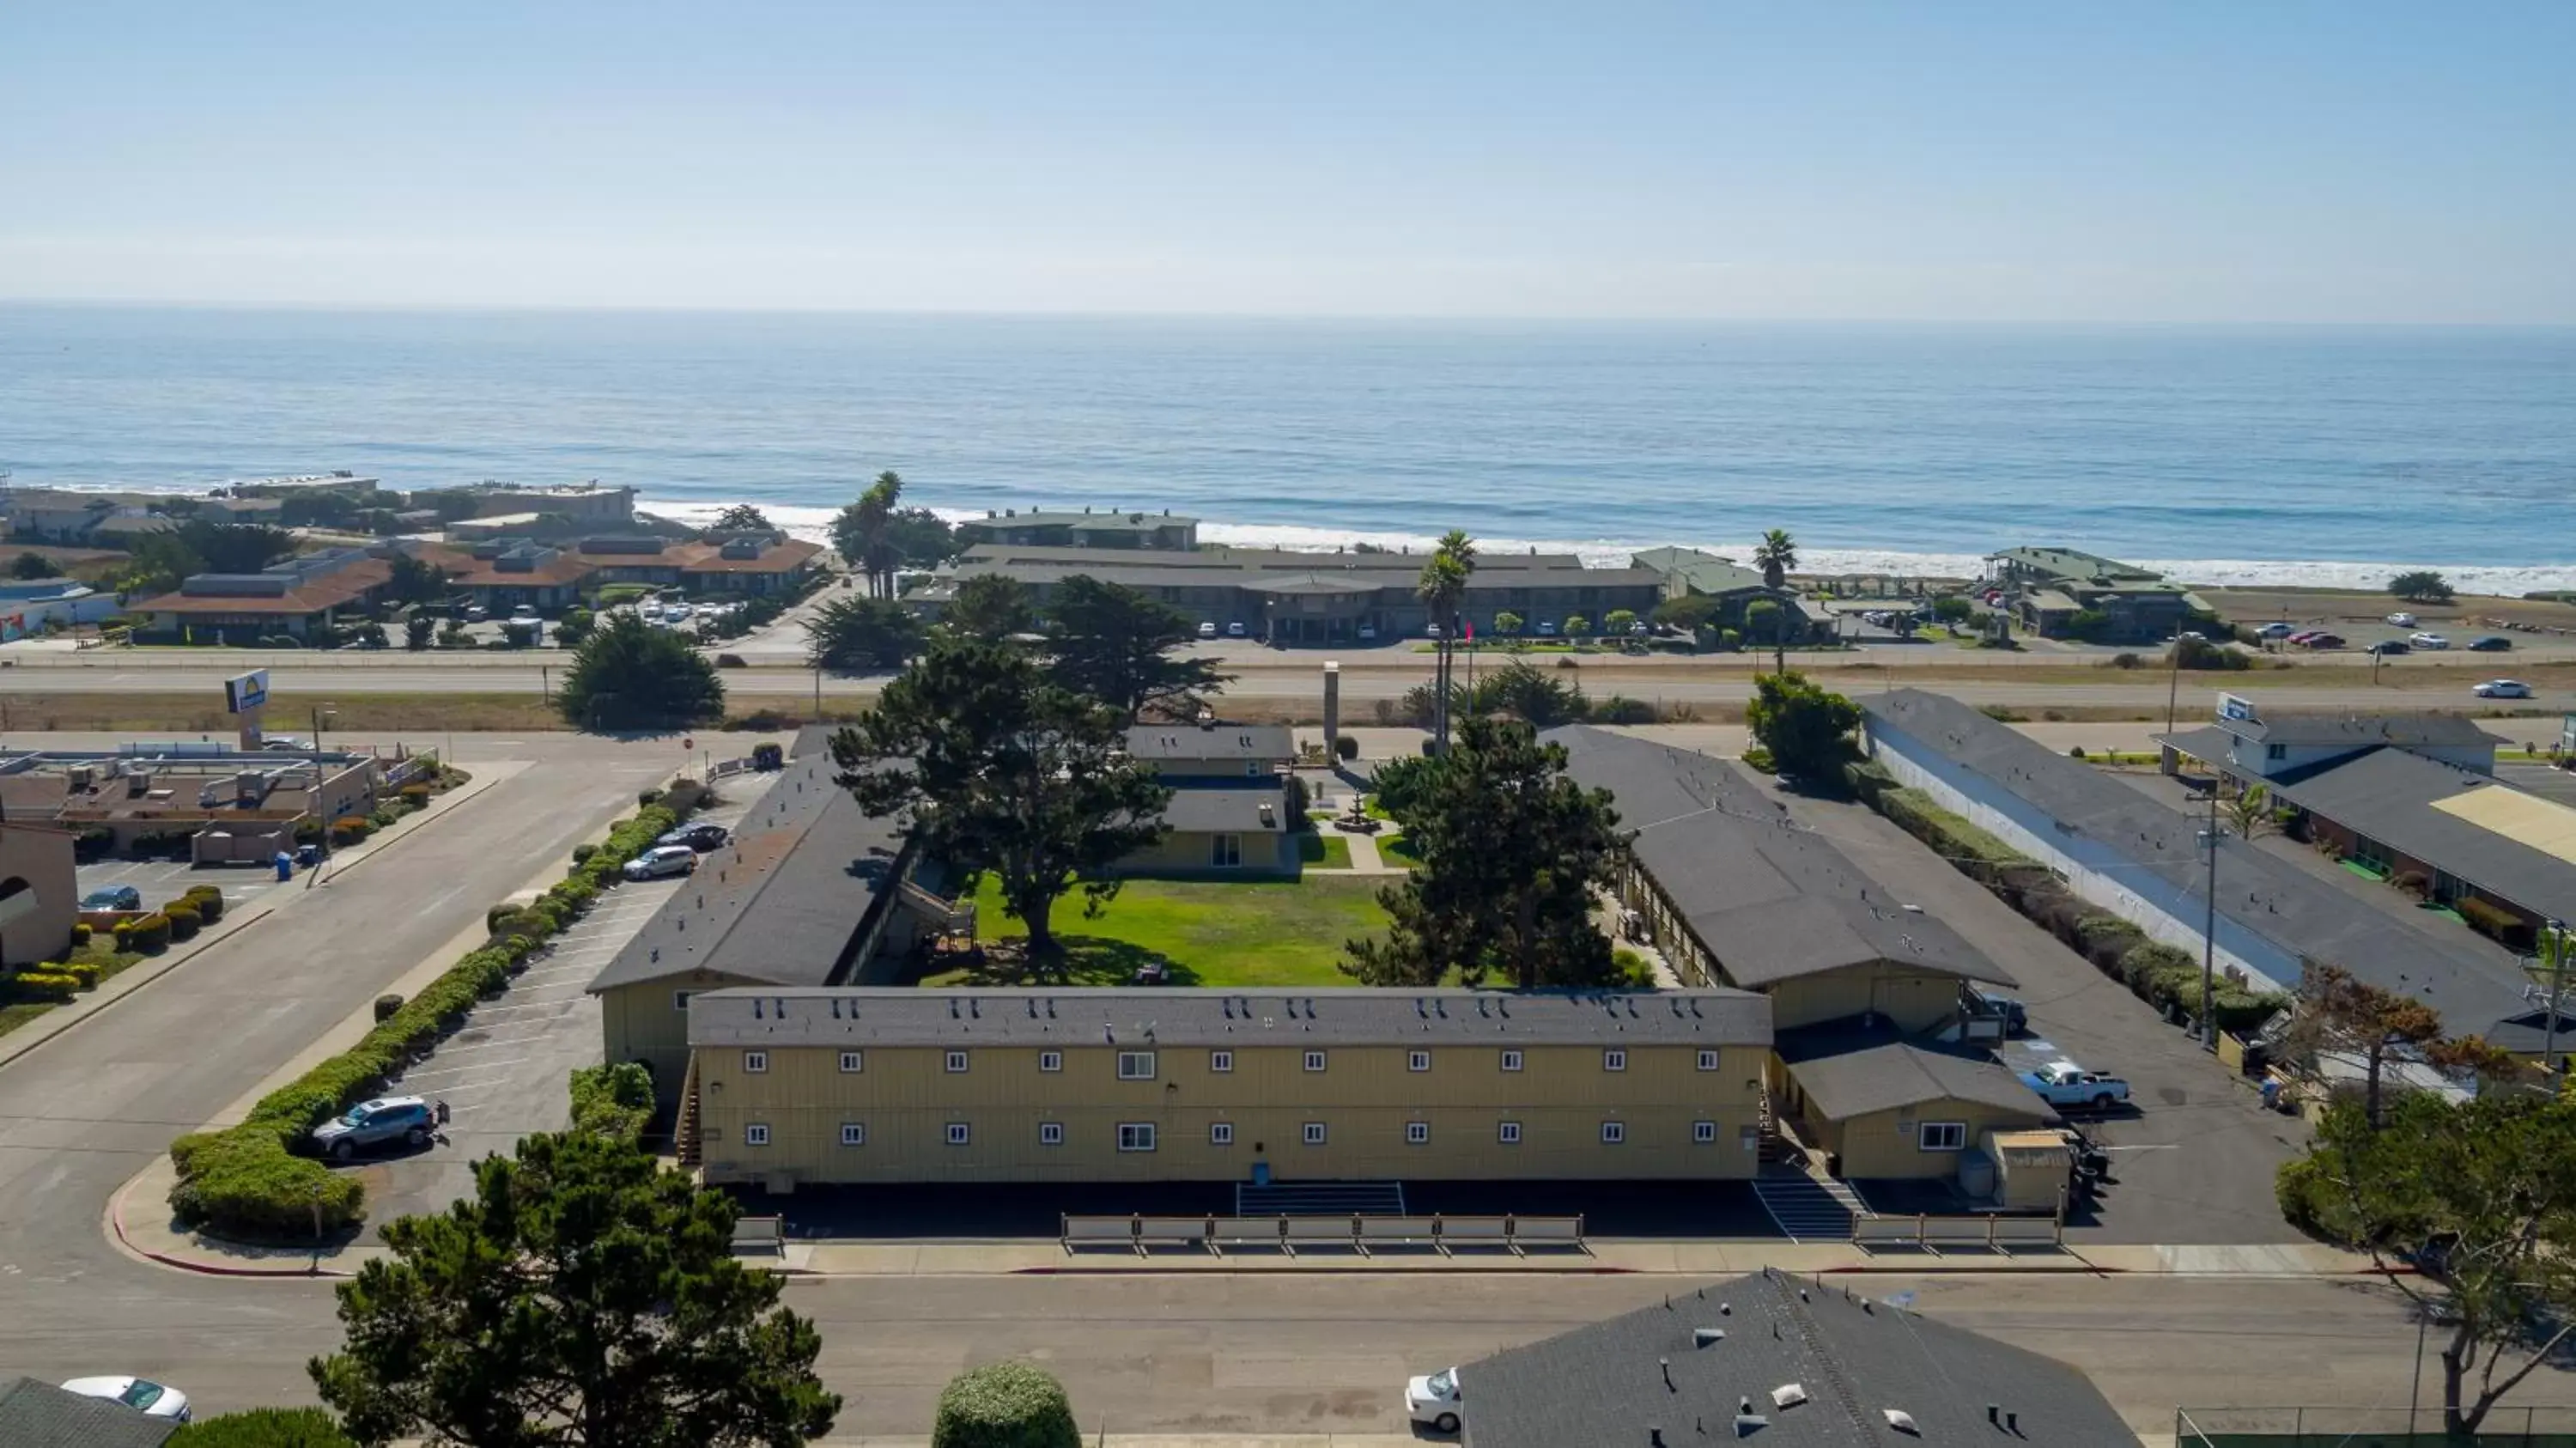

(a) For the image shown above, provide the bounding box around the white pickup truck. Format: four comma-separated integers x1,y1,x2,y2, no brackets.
2018,1061,2131,1111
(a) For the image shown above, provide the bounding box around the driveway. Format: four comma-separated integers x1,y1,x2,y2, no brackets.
1765,784,2312,1244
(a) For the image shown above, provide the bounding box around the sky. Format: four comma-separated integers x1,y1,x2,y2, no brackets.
3,2,2572,322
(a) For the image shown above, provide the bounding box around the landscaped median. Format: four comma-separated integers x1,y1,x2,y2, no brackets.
164,785,711,1243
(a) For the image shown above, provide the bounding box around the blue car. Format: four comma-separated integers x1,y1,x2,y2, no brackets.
80,884,143,911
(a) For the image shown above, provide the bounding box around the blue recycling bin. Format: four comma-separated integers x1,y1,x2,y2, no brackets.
273,851,294,881
297,843,322,867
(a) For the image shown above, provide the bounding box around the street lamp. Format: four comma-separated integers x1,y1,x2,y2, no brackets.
2195,788,2226,1051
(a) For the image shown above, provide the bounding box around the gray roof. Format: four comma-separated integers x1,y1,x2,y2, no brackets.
1988,545,2161,582
1546,727,2016,989
936,550,1666,596
1632,545,1771,596
1776,1021,2059,1123
959,509,1196,532
1456,1270,2139,1448
2262,747,2576,925
1861,690,2541,1042
690,987,1772,1050
1161,788,1289,834
1125,723,1296,762
0,1377,179,1448
963,543,1597,575
586,752,903,994
2215,710,2506,751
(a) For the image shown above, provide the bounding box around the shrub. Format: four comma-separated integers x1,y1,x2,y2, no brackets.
2275,1155,2332,1238
184,885,225,922
70,922,92,945
123,913,173,952
1840,758,1897,805
932,1362,1081,1448
59,959,105,988
486,902,525,934
163,903,203,940
1874,786,2038,889
330,815,374,844
2391,870,2430,899
1335,734,1358,761
369,805,403,828
638,788,665,806
662,778,709,817
7,970,81,1002
399,782,433,804
1740,744,1777,774
568,1062,655,1144
1588,695,1656,725
2072,913,2148,971
751,741,786,769
571,843,598,865
2117,940,2201,1007
169,1406,360,1447
2173,979,2290,1035
2458,897,2537,950
374,993,404,1022
2110,652,2143,669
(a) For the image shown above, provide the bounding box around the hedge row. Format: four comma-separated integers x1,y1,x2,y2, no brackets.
167,800,686,1241
168,1406,357,1447
568,1062,654,1144
1874,785,2051,894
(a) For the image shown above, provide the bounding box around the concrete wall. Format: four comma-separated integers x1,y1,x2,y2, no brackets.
1867,718,2290,993
0,824,78,967
696,1040,1769,1186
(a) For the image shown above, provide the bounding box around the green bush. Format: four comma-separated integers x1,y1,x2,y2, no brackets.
398,782,433,804
2117,940,2200,1007
932,1362,1081,1448
70,922,92,945
2458,896,2537,951
330,814,374,844
163,903,203,940
7,970,81,1002
2173,978,2290,1034
1873,786,2045,896
568,1062,655,1143
1740,744,1778,774
59,959,106,988
123,912,173,952
571,843,598,865
2071,913,2147,970
185,885,225,922
1840,758,1897,805
638,788,665,806
169,1406,359,1446
2275,1154,2335,1239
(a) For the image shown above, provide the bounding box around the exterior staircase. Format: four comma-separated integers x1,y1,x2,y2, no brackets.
674,1054,703,1168
1753,1165,1874,1242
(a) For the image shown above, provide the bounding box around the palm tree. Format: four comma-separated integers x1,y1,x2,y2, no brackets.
855,472,902,597
1753,528,1799,672
1417,532,1478,750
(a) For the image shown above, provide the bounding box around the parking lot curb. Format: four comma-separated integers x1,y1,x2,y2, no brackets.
106,1159,357,1280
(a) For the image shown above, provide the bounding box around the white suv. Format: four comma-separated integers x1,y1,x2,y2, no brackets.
1406,1366,1463,1434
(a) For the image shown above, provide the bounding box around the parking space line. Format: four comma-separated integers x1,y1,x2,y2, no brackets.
399,1056,532,1081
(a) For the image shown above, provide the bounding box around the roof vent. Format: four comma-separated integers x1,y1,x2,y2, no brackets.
1771,1384,1807,1409
1692,1328,1724,1348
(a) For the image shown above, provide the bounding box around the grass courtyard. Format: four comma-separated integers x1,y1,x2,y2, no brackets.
920,871,1391,989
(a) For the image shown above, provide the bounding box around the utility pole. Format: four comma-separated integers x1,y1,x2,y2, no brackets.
2538,918,2571,1081
2166,640,2184,735
2196,788,2225,1050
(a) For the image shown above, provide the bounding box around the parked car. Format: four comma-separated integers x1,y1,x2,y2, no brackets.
1425,623,1443,640
308,1095,437,1161
1406,1366,1464,1434
61,1377,191,1423
2409,632,2451,650
2366,640,2410,656
657,822,732,851
2385,611,2418,628
511,604,539,621
2302,633,2347,648
623,844,699,881
2470,636,2514,652
2019,1062,2131,1110
1969,988,2027,1034
259,734,313,751
2257,622,2298,638
1357,623,1378,642
2474,679,2534,699
465,604,489,622
1534,620,1558,636
1196,621,1217,640
1628,620,1650,636
1225,621,1248,638
80,884,143,911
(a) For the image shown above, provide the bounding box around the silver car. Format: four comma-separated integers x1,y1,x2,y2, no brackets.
310,1095,438,1161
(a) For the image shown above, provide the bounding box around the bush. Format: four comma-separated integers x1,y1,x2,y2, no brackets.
1335,734,1358,761
568,1062,655,1143
1874,786,2038,889
398,782,433,804
330,814,374,844
122,913,173,952
932,1362,1081,1448
1740,744,1777,774
2117,940,2201,1007
70,922,92,945
2458,896,2536,950
2072,913,2148,971
662,778,709,817
6,970,81,1002
374,993,404,1022
169,1406,360,1447
2275,1155,2333,1238
1840,758,1897,805
163,903,203,940
59,959,105,988
486,902,525,934
751,741,786,770
639,788,665,806
1588,695,1656,725
2110,652,2143,669
571,843,598,865
184,885,225,922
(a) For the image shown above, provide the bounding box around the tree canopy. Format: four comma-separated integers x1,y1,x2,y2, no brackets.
9,551,55,580
1416,531,1478,748
1345,716,1626,990
1042,574,1228,721
829,472,940,599
2390,569,2456,604
709,503,775,533
832,637,1169,963
386,551,452,605
939,574,1036,642
1467,658,1589,728
1743,671,1860,784
930,1363,1081,1448
557,614,726,729
309,1130,840,1448
805,594,923,673
1753,529,1798,590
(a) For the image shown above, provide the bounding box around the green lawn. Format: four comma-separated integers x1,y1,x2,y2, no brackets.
1380,833,1423,864
1300,832,1352,868
0,939,151,1040
921,873,1389,989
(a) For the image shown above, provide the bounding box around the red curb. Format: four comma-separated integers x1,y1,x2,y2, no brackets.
111,1174,352,1280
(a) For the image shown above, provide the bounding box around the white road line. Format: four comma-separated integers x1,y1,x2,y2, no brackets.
398,1056,532,1080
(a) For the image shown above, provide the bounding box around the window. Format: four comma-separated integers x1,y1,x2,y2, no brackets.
1602,1049,1626,1073
1212,832,1242,868
1600,1121,1626,1145
945,1050,969,1074
1036,1049,1062,1073
1040,1122,1065,1147
1406,1121,1430,1145
1117,1050,1157,1080
1303,1121,1327,1146
945,1123,971,1146
840,1123,866,1147
1303,1049,1327,1073
1919,1121,1968,1152
672,989,695,1013
1117,1123,1157,1153
1500,1049,1523,1073
744,1123,770,1147
1693,1120,1718,1144
1697,1049,1721,1072
2265,742,2287,761
1407,1049,1431,1073
1209,1049,1233,1074
838,1050,864,1074
1209,1123,1234,1146
742,1050,768,1074
1498,1121,1522,1144
1245,759,1263,777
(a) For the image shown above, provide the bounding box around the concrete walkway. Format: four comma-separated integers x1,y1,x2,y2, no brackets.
1299,824,1405,877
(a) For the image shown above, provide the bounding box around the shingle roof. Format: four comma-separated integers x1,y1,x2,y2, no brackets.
2215,710,2506,751
960,509,1198,532
690,987,1772,1050
2262,748,2576,925
1775,1020,2058,1123
1632,546,1771,596
586,753,903,994
1546,726,2015,989
1455,1270,2140,1448
1126,723,1297,762
1159,788,1288,834
1861,689,2542,1043
0,1377,179,1448
1988,545,2160,582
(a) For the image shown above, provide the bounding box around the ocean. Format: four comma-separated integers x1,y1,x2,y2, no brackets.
3,304,2573,593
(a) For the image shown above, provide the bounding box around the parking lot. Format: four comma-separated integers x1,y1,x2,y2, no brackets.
76,857,287,916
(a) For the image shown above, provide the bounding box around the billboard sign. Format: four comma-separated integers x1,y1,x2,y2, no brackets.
2217,692,2258,723
225,669,270,714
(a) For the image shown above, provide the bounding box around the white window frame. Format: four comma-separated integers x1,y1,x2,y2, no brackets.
742,1050,768,1074
1919,1121,1968,1152
840,1123,866,1147
945,1122,971,1146
1209,1122,1234,1146
1117,1050,1157,1080
744,1123,770,1147
1498,1121,1522,1144
945,1050,969,1074
1405,1121,1430,1145
1038,1050,1062,1073
1117,1122,1157,1153
1500,1049,1523,1073
1209,1049,1234,1074
1601,1121,1626,1145
1693,1120,1718,1144
1212,832,1242,867
1602,1049,1626,1073
1303,1121,1327,1146
1407,1049,1431,1073
1303,1049,1327,1073
838,1050,864,1074
1697,1049,1721,1072
1040,1122,1065,1147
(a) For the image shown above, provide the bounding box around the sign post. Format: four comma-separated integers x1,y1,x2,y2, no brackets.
225,669,270,750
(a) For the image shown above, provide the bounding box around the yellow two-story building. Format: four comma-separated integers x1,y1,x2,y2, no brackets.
687,987,1772,1190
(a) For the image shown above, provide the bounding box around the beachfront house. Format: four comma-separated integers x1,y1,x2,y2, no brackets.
1984,546,2206,642
955,508,1199,551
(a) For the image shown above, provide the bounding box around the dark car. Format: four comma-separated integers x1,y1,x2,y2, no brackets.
79,884,143,911
1971,988,2028,1034
2470,636,2514,652
2367,640,2410,655
656,822,732,852
2302,632,2347,648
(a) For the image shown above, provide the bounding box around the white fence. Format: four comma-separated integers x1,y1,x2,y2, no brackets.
1060,1212,1586,1256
